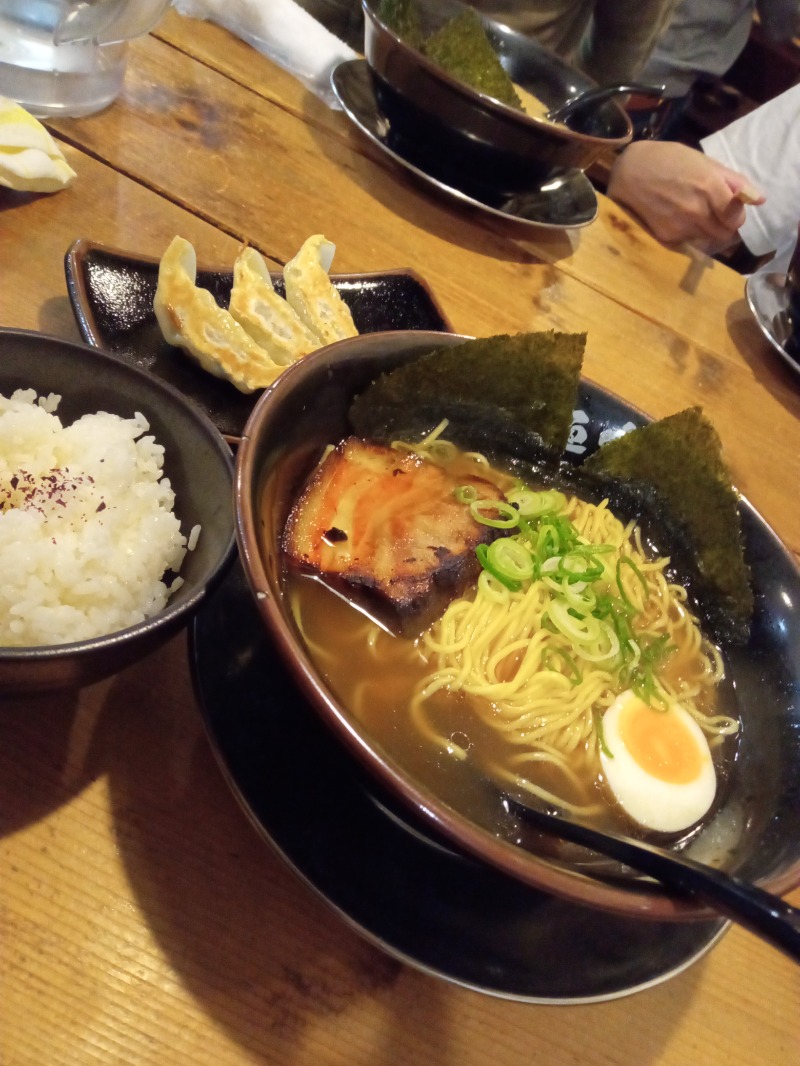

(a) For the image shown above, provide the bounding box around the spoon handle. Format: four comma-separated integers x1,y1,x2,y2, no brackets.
516,804,800,963
547,82,665,122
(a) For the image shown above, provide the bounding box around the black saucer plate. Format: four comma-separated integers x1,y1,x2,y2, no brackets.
190,560,727,1004
64,239,452,441
331,60,598,232
745,272,800,378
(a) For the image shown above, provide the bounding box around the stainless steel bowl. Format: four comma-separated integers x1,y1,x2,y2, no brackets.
362,0,632,198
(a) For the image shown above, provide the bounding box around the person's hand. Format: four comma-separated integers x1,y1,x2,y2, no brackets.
606,139,765,250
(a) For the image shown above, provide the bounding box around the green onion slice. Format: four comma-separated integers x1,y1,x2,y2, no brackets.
469,499,520,529
454,484,480,504
475,543,521,590
594,708,614,758
543,647,583,683
485,537,535,585
505,487,567,518
547,600,602,644
557,551,605,584
616,555,648,609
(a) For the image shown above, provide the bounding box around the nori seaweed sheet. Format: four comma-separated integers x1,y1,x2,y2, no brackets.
377,0,425,49
582,407,753,645
377,1,523,108
349,343,751,646
348,332,586,458
422,9,523,109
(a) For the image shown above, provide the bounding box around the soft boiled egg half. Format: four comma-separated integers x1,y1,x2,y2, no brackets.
599,690,717,833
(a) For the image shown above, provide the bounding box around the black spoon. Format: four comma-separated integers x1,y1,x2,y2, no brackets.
507,795,800,963
546,82,666,124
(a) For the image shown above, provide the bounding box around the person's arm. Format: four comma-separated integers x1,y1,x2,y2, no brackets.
606,139,764,248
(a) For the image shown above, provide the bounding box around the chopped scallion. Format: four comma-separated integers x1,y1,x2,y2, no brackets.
476,542,521,590
505,487,567,518
486,537,535,584
616,555,648,609
454,484,479,504
469,499,520,529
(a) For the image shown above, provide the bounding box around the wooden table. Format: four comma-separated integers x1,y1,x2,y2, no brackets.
1,12,798,1065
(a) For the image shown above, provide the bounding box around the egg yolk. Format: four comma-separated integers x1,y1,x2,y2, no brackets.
618,700,704,785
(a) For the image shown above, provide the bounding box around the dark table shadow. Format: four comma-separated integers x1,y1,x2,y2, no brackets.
94,624,710,1063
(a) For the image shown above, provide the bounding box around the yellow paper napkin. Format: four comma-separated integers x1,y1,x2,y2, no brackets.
0,96,77,192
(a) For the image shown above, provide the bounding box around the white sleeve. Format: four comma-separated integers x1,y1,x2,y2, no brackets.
701,84,800,269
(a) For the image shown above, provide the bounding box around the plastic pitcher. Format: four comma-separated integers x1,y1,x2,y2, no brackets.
0,0,172,117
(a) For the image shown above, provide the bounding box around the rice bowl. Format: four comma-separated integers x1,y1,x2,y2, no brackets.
0,389,197,647
0,327,236,695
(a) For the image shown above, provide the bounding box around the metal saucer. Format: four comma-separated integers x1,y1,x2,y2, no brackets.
331,59,598,232
745,272,800,378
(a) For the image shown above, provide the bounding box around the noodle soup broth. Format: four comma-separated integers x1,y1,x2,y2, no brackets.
281,440,740,867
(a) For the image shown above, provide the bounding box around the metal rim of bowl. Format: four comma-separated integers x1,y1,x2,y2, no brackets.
361,0,633,148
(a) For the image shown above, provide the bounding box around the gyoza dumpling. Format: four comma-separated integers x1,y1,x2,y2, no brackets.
283,235,358,345
228,246,319,364
153,236,286,394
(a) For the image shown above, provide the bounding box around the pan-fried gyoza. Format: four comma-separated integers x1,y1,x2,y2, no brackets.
283,234,359,346
228,246,319,366
153,236,288,393
154,234,359,394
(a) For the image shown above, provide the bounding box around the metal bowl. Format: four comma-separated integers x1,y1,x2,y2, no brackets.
362,0,632,198
234,330,800,923
0,329,236,695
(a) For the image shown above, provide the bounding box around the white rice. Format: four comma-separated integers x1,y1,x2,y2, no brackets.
0,389,195,647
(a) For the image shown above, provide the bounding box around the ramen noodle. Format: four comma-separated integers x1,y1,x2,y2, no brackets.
284,428,739,836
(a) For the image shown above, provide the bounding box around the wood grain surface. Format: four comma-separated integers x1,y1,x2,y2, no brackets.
1,13,799,1066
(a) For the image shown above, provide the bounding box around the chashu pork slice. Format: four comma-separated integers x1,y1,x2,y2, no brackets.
283,438,504,629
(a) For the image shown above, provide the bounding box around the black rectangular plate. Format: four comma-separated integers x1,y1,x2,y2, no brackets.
65,238,452,440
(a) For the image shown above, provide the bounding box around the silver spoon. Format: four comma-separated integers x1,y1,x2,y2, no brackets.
507,794,800,963
546,82,666,124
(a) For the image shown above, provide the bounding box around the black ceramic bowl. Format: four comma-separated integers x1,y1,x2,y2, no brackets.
0,328,236,695
362,0,632,198
235,330,800,923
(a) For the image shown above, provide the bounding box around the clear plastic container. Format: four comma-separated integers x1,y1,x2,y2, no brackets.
0,0,168,118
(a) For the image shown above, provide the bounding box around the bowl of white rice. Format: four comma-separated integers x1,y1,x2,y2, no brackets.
0,328,236,694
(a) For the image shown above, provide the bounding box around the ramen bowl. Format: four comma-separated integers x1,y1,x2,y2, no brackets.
0,328,236,695
362,0,632,199
235,330,800,922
